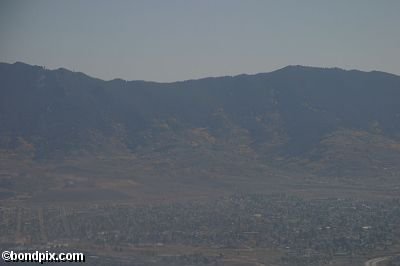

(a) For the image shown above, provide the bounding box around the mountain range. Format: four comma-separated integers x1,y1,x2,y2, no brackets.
1,62,400,201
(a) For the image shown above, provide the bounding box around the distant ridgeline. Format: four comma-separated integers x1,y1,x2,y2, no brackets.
1,62,400,177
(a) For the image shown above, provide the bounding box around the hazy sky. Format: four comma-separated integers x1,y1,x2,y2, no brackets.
1,0,399,82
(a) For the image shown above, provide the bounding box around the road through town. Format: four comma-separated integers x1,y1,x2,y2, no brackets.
364,256,391,266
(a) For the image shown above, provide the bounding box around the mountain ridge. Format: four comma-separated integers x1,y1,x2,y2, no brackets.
3,61,399,83
1,61,400,181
